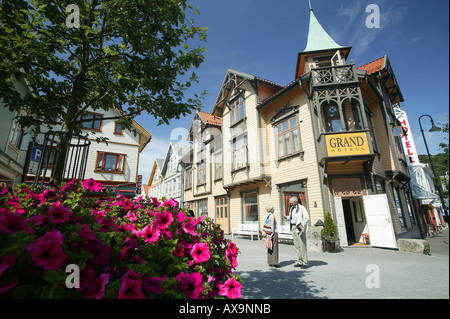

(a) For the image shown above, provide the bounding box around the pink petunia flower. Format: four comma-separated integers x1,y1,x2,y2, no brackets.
218,277,242,299
162,198,178,207
0,210,34,234
190,243,211,263
143,275,167,295
82,178,103,192
26,229,67,270
175,271,204,299
0,255,16,278
126,211,138,222
118,269,144,299
138,225,161,244
154,211,173,230
182,219,197,236
78,224,96,240
47,205,72,224
86,239,111,266
83,273,110,299
226,242,239,269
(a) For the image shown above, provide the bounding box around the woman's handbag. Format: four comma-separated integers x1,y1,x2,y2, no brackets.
263,214,273,235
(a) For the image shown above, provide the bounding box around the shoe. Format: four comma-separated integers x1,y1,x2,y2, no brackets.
294,263,302,267
300,264,308,269
271,265,280,268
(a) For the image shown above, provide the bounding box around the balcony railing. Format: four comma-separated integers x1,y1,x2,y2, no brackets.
311,64,358,88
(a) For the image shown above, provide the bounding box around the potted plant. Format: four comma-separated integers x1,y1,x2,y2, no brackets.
321,212,339,252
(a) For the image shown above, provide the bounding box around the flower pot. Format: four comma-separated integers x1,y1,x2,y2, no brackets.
325,240,338,253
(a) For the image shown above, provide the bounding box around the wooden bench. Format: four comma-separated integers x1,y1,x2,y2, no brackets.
231,224,260,241
277,225,293,242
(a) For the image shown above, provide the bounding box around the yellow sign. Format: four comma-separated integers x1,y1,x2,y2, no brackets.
325,132,371,157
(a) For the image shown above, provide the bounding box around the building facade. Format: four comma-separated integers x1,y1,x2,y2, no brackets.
23,107,151,197
178,7,423,249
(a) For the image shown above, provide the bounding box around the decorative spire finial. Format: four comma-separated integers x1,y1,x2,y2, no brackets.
309,0,313,12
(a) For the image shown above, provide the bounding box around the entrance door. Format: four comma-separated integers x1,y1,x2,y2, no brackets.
334,197,348,247
363,194,398,249
215,196,229,234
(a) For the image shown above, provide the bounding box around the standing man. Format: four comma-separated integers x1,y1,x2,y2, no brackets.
288,196,310,268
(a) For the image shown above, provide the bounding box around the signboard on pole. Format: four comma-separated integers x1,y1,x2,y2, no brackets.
28,145,43,175
394,106,420,166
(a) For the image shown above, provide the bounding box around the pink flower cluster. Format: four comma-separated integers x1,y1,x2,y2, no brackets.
0,179,242,299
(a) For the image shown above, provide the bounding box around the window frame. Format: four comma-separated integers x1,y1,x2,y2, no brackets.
275,116,301,159
80,112,103,132
95,151,126,174
230,96,245,126
232,134,247,171
114,122,123,135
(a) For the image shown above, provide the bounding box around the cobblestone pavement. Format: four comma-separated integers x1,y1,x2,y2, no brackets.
229,228,449,299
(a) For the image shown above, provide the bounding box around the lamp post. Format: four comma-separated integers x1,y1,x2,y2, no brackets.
418,114,448,222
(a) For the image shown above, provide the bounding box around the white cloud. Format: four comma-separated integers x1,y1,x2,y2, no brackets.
138,136,170,185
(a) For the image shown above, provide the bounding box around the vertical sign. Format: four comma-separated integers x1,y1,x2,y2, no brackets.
28,145,43,174
394,107,419,166
136,174,142,195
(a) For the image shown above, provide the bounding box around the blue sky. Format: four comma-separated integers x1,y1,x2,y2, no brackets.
136,0,449,184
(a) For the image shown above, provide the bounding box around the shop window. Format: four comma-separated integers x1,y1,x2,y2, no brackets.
95,152,125,173
393,185,407,230
243,192,258,224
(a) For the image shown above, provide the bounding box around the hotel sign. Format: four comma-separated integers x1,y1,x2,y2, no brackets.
325,132,371,157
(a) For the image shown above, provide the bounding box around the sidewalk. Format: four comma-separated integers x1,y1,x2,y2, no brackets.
229,229,449,299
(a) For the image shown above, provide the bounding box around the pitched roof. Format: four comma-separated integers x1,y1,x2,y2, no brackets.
198,111,221,126
358,56,385,75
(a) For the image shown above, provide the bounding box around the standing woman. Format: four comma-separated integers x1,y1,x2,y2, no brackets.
265,204,279,268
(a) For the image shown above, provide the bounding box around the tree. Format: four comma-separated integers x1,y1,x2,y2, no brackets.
0,0,207,185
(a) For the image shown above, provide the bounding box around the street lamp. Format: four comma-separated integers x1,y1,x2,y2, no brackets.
418,114,448,222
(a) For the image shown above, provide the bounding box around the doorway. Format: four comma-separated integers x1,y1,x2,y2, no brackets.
342,198,369,245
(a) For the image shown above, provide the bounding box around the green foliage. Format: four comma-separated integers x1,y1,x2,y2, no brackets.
322,211,338,242
0,0,208,183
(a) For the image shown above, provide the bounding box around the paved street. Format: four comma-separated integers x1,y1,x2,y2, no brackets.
229,228,449,299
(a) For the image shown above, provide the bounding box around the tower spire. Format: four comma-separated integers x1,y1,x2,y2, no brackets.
308,0,313,12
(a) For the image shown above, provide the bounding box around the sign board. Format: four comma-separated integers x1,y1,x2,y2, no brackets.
136,175,142,195
28,146,43,175
325,132,371,157
393,107,419,166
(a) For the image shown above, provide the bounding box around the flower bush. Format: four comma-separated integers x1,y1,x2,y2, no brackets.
0,180,242,299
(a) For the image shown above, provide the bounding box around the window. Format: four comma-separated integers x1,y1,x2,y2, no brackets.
114,122,123,135
185,168,192,189
243,192,258,224
198,199,208,216
216,196,228,219
393,186,407,230
80,112,103,131
324,103,342,132
275,116,300,158
232,135,247,170
95,152,125,173
231,96,245,125
9,119,23,149
197,161,206,185
214,151,223,180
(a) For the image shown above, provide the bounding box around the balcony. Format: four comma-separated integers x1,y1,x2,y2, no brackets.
310,64,359,91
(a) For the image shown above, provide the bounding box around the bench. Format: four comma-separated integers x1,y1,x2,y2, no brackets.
231,224,260,241
277,225,293,242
